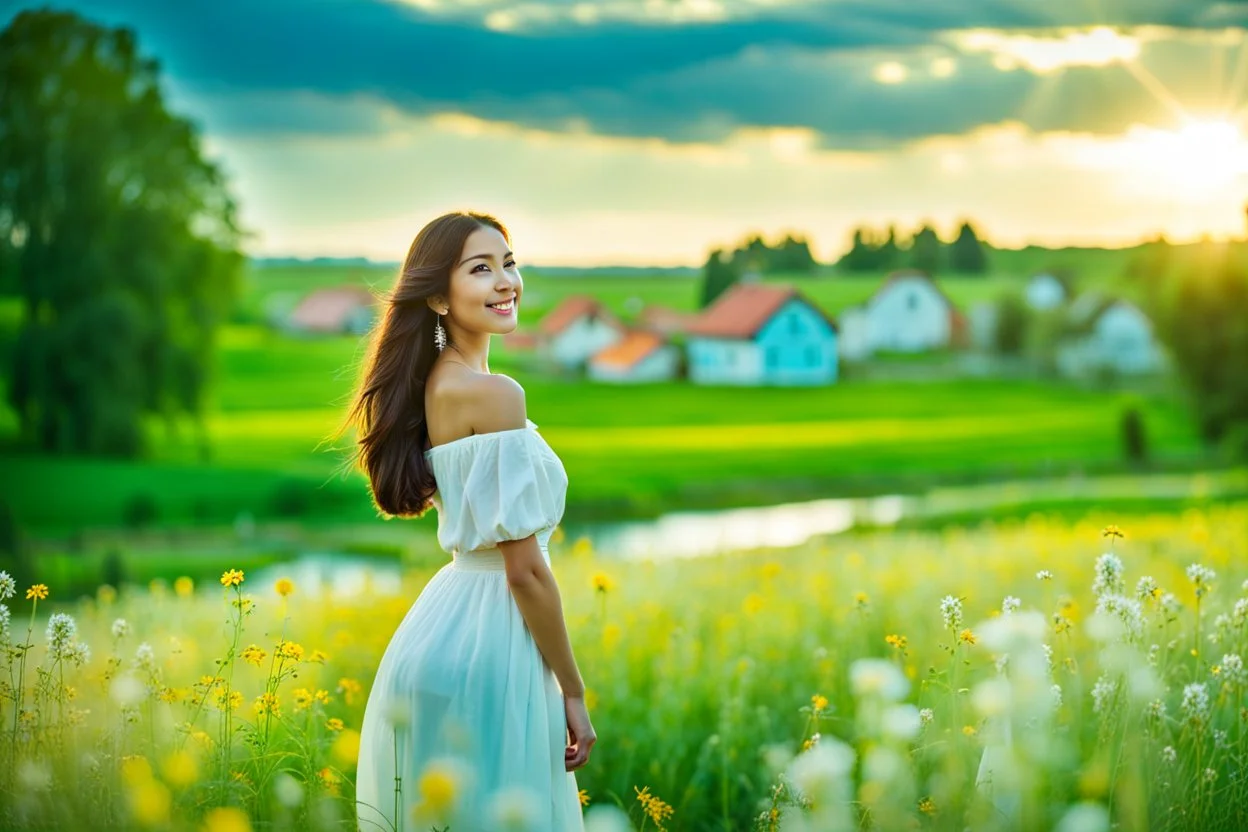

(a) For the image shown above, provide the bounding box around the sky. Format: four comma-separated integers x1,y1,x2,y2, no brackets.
5,0,1248,265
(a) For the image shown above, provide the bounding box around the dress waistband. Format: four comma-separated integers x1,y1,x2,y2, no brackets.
450,548,506,572
448,545,548,572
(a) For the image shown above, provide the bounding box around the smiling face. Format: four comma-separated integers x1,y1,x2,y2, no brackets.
428,224,522,337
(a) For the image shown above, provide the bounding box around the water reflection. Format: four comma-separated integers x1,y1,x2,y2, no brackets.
569,495,906,560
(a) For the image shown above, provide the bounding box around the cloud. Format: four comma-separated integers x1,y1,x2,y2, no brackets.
6,0,1245,149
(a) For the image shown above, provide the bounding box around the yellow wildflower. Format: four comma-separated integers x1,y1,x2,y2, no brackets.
293,689,313,711
854,592,869,608
174,576,194,598
220,569,245,588
1102,525,1125,540
634,786,675,829
811,694,829,712
338,677,362,705
274,578,294,597
885,634,907,650
417,763,458,812
591,573,614,594
277,641,304,662
963,725,978,737
579,789,590,807
240,645,267,667
309,649,329,663
326,718,344,732
317,767,341,796
253,692,280,716
314,689,332,705
26,584,48,601
918,797,936,816
201,806,253,832
959,629,977,645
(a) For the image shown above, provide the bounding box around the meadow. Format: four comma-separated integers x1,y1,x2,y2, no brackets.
2,506,1247,830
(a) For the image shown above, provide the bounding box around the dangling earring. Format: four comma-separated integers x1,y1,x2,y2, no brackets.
434,312,447,352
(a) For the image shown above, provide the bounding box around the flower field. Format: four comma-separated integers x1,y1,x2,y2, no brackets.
1,505,1247,830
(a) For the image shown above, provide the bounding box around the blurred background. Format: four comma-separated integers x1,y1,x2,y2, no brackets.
2,0,1247,597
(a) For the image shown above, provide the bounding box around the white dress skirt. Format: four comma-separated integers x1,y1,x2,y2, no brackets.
355,420,585,831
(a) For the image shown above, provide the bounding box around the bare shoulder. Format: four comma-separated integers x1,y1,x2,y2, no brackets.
463,373,526,434
426,366,526,444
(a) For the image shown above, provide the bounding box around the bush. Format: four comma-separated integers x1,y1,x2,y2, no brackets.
270,479,314,518
1121,404,1148,464
121,493,159,530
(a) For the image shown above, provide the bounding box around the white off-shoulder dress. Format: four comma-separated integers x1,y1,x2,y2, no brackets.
355,419,584,831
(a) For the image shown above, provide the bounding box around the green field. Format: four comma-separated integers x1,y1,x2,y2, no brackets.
0,243,1238,539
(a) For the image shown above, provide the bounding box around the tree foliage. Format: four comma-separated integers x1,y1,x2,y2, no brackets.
1154,243,1248,453
0,9,243,456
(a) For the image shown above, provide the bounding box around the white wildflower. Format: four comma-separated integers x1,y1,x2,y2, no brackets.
1219,654,1245,686
1233,598,1248,624
1093,594,1145,642
786,739,855,804
111,618,130,639
1093,553,1125,598
1181,682,1210,726
0,571,15,600
134,643,155,670
940,595,963,630
486,786,542,831
1051,684,1063,710
882,705,921,741
919,708,934,727
1159,593,1181,616
1161,746,1177,763
849,658,909,702
1002,596,1021,615
1186,563,1215,598
1091,674,1118,715
1037,570,1053,581
1135,575,1158,601
46,613,77,652
67,641,90,666
1204,768,1218,783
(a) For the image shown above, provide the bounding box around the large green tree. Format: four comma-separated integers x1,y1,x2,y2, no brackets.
949,220,988,273
1155,244,1248,455
0,9,243,456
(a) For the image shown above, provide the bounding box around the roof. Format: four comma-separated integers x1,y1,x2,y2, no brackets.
538,295,626,337
288,286,378,331
685,283,837,339
637,304,698,336
870,270,958,311
589,330,666,370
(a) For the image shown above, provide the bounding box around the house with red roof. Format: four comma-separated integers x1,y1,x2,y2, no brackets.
840,270,967,359
537,295,629,370
683,283,839,386
587,330,681,383
284,286,378,336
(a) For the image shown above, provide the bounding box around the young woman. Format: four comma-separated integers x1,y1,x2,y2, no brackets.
344,211,594,830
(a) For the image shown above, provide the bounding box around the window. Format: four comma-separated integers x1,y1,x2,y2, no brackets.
805,345,818,366
789,314,801,335
907,292,918,311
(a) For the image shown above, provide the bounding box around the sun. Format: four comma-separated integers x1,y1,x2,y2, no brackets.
1148,119,1248,195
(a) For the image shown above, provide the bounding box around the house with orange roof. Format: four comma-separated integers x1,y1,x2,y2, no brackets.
683,283,839,386
284,286,378,336
587,330,681,383
840,270,967,359
537,295,629,370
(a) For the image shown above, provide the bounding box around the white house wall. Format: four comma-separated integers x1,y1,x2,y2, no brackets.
867,277,952,352
547,317,623,369
687,339,762,385
588,346,680,383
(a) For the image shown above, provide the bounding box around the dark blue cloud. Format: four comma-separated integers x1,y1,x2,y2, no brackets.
0,0,1239,146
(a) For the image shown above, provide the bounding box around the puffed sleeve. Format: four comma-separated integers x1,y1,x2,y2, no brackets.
432,427,567,554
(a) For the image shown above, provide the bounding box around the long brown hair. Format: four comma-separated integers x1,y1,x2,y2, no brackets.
335,211,510,518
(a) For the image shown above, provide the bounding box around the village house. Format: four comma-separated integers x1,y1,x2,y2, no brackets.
283,286,377,336
587,330,681,383
537,295,629,370
1056,294,1165,378
683,283,838,386
839,270,966,359
1025,271,1074,311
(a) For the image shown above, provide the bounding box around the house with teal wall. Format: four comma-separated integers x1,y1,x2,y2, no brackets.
684,283,838,386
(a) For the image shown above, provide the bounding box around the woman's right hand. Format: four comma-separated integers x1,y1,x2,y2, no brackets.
564,695,596,771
